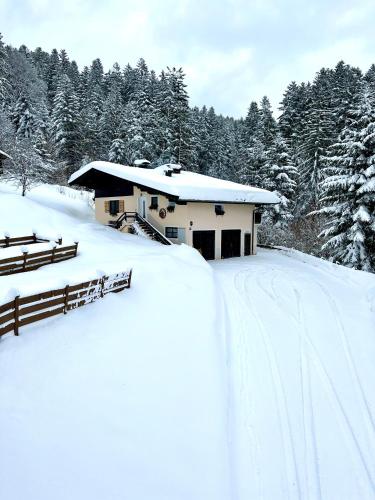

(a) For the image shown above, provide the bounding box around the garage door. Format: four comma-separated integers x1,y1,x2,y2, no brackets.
193,230,215,260
221,229,241,259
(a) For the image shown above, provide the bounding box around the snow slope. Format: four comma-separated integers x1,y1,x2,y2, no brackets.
212,250,375,500
0,183,231,500
1,182,375,500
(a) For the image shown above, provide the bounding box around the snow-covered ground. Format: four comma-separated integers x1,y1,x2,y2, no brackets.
213,251,375,500
0,183,374,500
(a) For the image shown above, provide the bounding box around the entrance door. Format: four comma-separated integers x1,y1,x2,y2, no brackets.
221,229,241,259
244,233,251,256
193,230,215,260
138,196,147,218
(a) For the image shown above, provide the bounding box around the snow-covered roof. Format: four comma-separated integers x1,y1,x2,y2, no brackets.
69,161,280,204
0,149,11,160
134,159,151,167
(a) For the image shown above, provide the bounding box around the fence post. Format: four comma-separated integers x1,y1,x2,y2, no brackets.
51,246,56,263
64,285,69,314
33,232,37,243
126,269,133,288
100,276,105,298
5,235,9,247
22,251,28,271
74,242,78,256
14,295,20,336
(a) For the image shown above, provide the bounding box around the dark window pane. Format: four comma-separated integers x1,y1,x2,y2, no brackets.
166,227,178,238
150,196,158,209
109,200,119,215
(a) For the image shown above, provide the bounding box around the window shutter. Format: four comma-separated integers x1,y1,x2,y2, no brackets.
104,201,110,213
119,200,124,212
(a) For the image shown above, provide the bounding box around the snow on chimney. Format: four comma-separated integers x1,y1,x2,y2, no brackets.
134,159,151,168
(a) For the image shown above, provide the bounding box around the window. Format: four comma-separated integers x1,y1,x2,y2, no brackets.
215,204,225,215
165,227,178,238
105,200,121,215
254,212,262,224
167,201,176,212
109,200,119,215
150,196,158,209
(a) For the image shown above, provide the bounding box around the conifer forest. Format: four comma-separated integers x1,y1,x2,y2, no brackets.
0,33,374,271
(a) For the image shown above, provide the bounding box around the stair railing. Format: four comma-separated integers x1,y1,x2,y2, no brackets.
110,211,172,245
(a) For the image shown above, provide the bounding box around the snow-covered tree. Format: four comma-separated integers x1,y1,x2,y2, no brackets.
318,84,375,271
262,134,298,227
11,95,35,138
0,33,10,104
2,135,52,195
51,74,81,173
108,138,126,164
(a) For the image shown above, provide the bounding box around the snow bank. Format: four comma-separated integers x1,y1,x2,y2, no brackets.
0,182,230,500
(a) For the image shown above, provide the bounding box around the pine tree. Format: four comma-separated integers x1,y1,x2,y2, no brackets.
99,86,125,155
298,72,336,212
11,95,35,138
258,96,277,148
262,134,298,227
318,84,375,271
244,101,260,139
108,138,126,164
0,33,10,104
51,74,81,174
46,48,61,106
163,67,190,165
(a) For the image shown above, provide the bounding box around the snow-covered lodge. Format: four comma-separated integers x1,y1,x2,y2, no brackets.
69,160,279,259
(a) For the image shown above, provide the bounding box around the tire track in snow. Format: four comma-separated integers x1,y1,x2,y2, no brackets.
312,279,375,439
252,266,322,500
295,291,322,500
212,272,240,500
260,264,375,493
234,269,302,500
294,288,375,494
215,268,264,500
244,264,375,497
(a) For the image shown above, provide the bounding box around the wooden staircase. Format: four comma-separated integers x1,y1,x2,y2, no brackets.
109,212,172,246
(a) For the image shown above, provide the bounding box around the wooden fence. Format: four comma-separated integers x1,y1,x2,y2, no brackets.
0,270,132,339
0,233,62,248
0,242,79,276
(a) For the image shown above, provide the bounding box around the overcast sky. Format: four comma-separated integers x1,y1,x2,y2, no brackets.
1,0,375,117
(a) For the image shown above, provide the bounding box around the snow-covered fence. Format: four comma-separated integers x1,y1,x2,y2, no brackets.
0,233,62,248
0,242,79,276
0,270,132,339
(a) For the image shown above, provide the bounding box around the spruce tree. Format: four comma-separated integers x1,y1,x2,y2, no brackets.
318,84,375,271
109,138,126,164
0,33,10,104
11,95,35,138
51,74,81,174
262,133,298,228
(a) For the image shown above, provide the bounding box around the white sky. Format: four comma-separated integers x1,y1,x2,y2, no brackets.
1,0,375,117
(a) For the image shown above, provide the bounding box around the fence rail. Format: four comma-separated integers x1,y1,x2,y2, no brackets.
0,270,132,339
0,242,78,276
0,233,63,248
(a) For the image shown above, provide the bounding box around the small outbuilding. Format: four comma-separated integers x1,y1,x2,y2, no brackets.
0,149,11,174
69,161,279,260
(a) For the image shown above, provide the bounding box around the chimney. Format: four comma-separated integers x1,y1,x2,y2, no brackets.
134,159,151,168
171,164,182,174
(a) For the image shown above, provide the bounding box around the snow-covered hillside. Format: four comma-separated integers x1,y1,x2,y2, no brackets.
0,183,374,500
